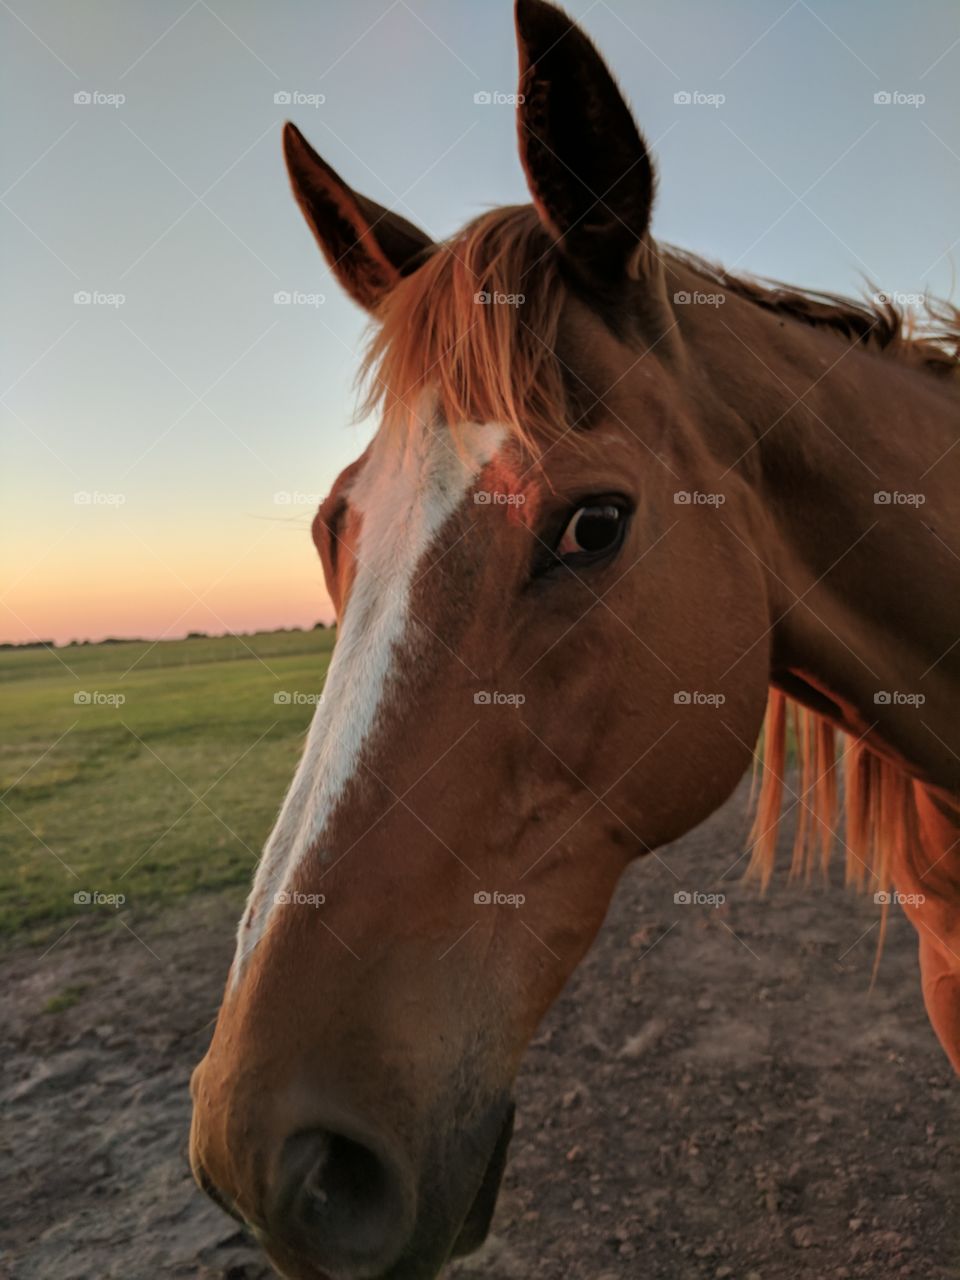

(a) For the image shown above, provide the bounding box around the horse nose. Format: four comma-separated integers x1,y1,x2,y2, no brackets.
269,1126,416,1275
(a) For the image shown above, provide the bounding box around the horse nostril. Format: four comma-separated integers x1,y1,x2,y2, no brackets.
272,1128,413,1273
301,1132,386,1230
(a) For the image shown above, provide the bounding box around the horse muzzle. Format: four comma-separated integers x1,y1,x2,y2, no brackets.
190,1077,515,1280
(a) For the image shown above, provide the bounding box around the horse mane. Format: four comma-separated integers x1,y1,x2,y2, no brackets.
747,691,918,962
358,204,950,914
667,247,960,377
359,207,960,449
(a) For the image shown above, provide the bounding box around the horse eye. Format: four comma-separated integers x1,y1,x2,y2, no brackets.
556,504,625,559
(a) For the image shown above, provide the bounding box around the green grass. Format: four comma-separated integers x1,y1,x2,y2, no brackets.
0,629,336,942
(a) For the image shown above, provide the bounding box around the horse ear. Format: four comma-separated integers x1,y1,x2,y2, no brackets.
514,0,655,281
283,122,434,312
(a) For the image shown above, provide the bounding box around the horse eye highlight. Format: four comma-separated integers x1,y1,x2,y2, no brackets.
556,504,625,559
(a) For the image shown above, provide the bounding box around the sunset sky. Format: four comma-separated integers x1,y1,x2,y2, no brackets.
2,0,958,643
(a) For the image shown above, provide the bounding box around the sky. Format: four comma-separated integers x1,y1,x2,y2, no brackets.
2,0,958,644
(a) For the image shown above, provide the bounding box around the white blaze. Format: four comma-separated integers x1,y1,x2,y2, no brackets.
233,420,504,977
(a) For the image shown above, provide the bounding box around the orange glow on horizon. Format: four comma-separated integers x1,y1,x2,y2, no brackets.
1,523,335,646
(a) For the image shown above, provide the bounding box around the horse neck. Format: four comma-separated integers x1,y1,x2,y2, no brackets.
680,278,960,794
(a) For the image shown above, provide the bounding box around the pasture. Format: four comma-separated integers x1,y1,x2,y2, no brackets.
0,629,334,941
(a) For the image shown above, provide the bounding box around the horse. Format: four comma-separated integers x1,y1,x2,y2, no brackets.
190,2,960,1276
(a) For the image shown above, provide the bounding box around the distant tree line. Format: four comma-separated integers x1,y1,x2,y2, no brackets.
0,622,336,649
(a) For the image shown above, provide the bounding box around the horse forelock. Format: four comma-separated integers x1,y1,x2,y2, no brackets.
358,205,571,456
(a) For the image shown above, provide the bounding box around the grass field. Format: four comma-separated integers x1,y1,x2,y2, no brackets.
0,629,335,942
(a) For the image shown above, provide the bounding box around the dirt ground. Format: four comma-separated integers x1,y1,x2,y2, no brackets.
2,776,957,1280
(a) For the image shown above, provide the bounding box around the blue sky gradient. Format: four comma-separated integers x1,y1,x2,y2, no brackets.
2,0,958,641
